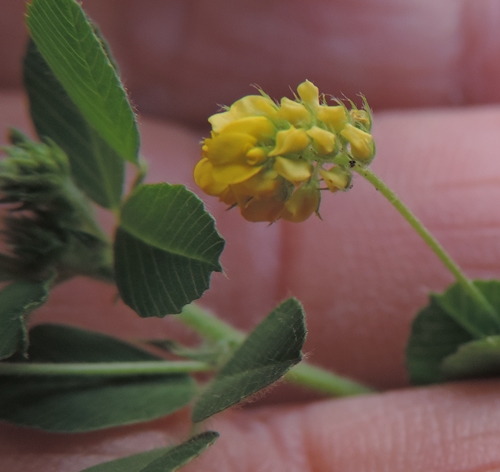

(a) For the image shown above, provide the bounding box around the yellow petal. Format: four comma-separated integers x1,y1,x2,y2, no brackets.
268,126,310,157
273,156,312,184
306,126,336,155
245,147,268,166
220,116,275,142
281,186,320,222
204,132,256,165
297,80,319,109
218,186,238,206
209,95,278,133
276,97,310,126
240,197,285,223
340,124,375,161
319,167,351,192
232,169,281,201
193,158,228,196
317,105,348,132
211,162,262,186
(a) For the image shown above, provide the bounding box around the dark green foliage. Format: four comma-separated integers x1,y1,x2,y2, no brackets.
407,280,500,385
115,184,224,317
192,298,306,422
24,39,124,209
0,325,196,432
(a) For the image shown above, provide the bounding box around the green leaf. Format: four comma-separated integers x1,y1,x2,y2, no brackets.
406,280,500,385
82,432,219,472
441,336,500,379
0,281,48,360
26,0,139,163
140,432,219,472
433,281,500,337
23,39,124,209
192,298,306,423
115,184,224,317
0,324,196,432
406,297,473,385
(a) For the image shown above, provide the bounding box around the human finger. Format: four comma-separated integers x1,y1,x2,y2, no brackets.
2,381,500,471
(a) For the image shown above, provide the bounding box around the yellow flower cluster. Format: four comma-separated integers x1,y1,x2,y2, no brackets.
194,80,374,223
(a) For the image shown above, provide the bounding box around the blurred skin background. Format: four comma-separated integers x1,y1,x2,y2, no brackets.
2,1,500,470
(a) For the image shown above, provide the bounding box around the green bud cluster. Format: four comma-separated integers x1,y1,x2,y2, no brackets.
0,131,112,282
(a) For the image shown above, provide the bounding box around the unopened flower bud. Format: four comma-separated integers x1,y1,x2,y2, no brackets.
297,80,319,110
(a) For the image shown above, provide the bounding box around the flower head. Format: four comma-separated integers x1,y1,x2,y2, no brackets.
195,81,375,223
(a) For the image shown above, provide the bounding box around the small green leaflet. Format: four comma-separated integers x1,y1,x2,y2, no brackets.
82,432,219,472
192,298,306,423
441,336,500,379
23,39,124,209
0,281,48,360
406,280,500,385
26,0,139,163
115,184,224,317
0,324,196,432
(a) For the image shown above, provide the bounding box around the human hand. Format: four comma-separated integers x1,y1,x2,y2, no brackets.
2,1,500,470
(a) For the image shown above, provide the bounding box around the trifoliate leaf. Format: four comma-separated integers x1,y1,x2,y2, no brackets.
26,0,139,163
192,298,306,422
0,282,48,360
0,324,196,432
115,184,224,317
82,432,219,472
23,39,124,209
406,280,500,385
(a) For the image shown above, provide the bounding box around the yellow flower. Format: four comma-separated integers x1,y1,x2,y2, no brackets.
281,185,320,222
273,157,312,184
195,80,375,223
319,166,351,192
340,124,375,162
317,105,348,132
306,126,336,155
276,97,311,126
209,95,278,133
297,80,319,110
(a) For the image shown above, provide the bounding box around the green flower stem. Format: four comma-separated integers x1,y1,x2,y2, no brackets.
354,165,500,327
178,304,246,344
284,362,374,396
0,360,212,377
178,304,375,396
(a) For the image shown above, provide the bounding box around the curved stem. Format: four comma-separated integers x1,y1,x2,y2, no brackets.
354,165,499,327
0,360,212,377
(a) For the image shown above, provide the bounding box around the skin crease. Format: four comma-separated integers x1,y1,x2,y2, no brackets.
2,1,500,470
